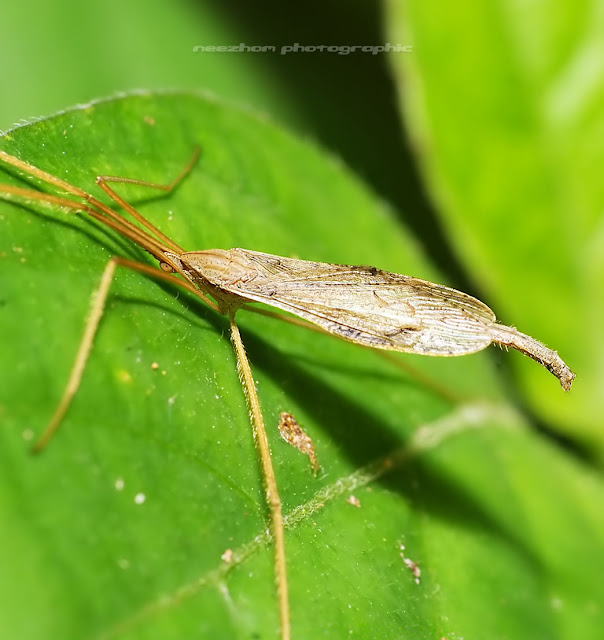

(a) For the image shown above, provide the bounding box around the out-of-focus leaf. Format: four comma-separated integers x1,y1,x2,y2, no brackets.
387,0,604,451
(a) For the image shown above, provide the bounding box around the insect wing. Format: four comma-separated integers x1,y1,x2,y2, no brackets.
228,250,496,356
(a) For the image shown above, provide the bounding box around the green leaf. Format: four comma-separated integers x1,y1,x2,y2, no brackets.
1,93,602,639
387,0,604,450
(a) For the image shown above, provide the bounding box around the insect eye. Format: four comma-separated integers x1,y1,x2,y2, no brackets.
159,262,174,273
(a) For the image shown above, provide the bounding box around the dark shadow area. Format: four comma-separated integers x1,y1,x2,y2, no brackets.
194,0,472,290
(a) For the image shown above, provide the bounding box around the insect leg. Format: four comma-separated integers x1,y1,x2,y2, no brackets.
94,147,201,253
32,256,219,453
229,311,290,640
0,149,91,200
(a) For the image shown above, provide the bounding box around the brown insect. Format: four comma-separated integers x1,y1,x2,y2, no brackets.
174,246,574,391
0,146,575,640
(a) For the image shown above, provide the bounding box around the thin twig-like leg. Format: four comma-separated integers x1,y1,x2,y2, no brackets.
229,312,290,640
32,256,218,453
94,147,201,253
0,150,92,199
97,147,200,193
0,148,200,255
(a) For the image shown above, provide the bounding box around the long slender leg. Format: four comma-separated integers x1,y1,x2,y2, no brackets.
0,174,218,308
0,150,91,200
1,148,200,254
32,256,219,453
229,312,290,640
94,147,200,253
0,180,178,261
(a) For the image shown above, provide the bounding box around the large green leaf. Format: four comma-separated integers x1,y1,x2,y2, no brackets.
1,93,602,639
387,0,604,451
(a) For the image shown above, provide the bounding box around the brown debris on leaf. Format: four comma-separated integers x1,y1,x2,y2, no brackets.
278,412,320,475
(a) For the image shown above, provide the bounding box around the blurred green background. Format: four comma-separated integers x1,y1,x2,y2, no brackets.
1,1,604,638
